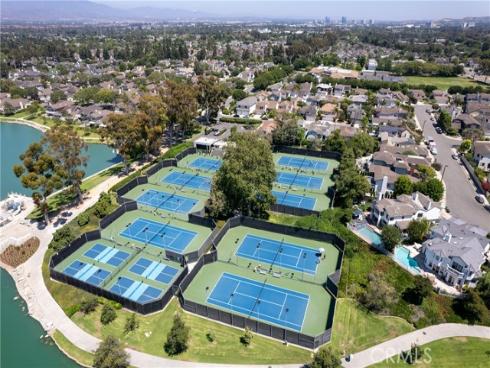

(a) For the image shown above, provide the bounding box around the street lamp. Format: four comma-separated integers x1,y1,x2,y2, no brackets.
441,164,449,181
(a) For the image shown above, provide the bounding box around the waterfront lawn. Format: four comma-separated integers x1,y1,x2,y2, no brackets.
369,337,490,367
404,76,480,90
52,330,94,367
331,299,414,354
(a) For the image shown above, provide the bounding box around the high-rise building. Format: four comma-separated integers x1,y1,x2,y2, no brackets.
341,16,347,25
324,16,331,25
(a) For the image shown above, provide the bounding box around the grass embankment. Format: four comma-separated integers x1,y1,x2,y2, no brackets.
370,337,490,367
403,76,480,91
52,330,94,367
270,210,465,329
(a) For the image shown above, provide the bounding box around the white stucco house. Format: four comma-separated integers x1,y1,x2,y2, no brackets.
421,218,489,287
371,192,441,230
236,96,257,117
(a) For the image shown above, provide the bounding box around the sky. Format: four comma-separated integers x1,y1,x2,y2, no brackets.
97,1,490,21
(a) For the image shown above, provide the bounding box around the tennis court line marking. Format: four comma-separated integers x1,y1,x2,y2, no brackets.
235,234,320,274
208,273,307,330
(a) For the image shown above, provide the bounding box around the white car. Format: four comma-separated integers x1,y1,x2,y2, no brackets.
431,147,438,155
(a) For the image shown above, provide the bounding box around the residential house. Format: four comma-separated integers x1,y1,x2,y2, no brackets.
371,192,441,230
473,141,490,172
422,218,489,286
236,96,257,117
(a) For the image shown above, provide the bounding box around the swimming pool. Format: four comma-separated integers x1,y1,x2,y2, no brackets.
357,226,383,247
394,246,421,274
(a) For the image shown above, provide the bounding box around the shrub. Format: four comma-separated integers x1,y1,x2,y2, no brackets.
431,162,442,171
100,304,117,325
206,331,215,342
309,346,342,368
77,212,90,226
124,313,139,334
94,193,112,218
79,298,98,314
240,327,253,346
164,314,190,355
359,271,399,313
49,226,76,251
403,276,433,305
65,304,81,318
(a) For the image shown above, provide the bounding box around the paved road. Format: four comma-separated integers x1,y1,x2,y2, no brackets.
414,104,490,231
342,323,490,368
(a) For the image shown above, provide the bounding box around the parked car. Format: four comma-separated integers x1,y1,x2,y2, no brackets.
431,147,438,155
435,127,443,134
452,153,459,160
475,194,485,204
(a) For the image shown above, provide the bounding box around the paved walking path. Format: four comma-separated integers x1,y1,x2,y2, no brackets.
342,323,490,368
1,161,489,368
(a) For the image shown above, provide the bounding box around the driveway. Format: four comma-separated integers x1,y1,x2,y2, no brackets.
414,104,490,231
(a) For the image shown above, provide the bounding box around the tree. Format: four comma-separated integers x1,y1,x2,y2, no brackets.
453,288,489,324
272,116,303,146
381,225,401,252
100,304,117,325
348,131,378,158
415,164,436,180
136,95,167,160
164,314,190,356
407,219,431,243
394,176,414,196
416,178,444,202
50,89,66,104
309,346,341,368
196,76,228,124
74,86,99,105
124,313,139,334
209,132,275,218
95,88,118,104
323,129,346,154
334,149,370,208
403,276,432,305
401,343,423,365
100,113,141,172
160,80,198,143
13,142,64,223
80,298,98,314
44,125,88,202
437,110,452,132
360,271,398,313
93,336,129,368
458,139,472,153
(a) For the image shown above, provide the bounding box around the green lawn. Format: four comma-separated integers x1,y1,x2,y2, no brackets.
404,76,480,90
330,299,414,355
52,330,94,367
370,337,490,367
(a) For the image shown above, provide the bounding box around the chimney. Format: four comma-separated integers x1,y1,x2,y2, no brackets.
412,192,419,202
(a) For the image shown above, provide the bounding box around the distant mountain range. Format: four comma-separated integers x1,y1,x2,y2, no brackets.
1,0,213,22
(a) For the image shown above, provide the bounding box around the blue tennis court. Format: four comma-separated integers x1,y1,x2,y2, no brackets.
276,172,323,190
83,243,130,267
278,156,328,171
137,189,197,213
162,171,211,191
129,257,179,284
208,273,309,332
63,260,111,286
189,157,222,172
272,191,316,210
110,276,162,303
120,218,197,253
236,234,319,274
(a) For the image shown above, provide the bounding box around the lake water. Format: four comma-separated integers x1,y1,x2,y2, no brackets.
0,122,121,199
0,268,82,368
